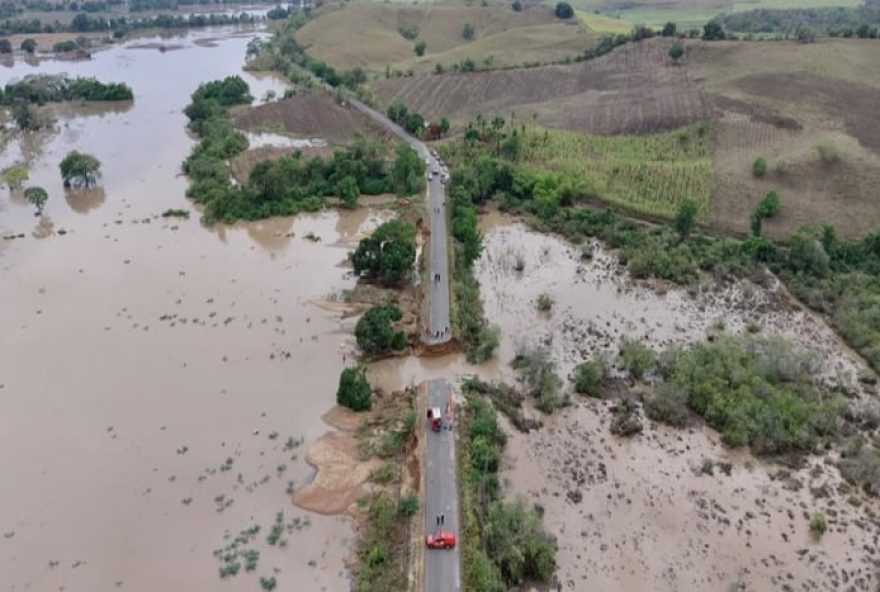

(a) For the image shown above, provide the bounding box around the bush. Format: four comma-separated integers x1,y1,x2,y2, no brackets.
809,513,827,539
512,346,565,412
414,40,426,57
703,19,726,40
336,366,372,411
20,38,36,53
536,293,554,312
484,498,557,586
572,360,605,397
555,2,574,19
511,0,523,11
756,190,780,218
351,219,417,285
355,304,406,355
817,143,840,164
674,199,697,239
753,155,767,177
662,21,677,36
668,41,684,61
644,383,689,426
399,492,419,516
620,338,655,380
462,23,475,40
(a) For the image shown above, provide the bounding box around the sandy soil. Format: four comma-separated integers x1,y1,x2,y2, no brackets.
474,215,880,591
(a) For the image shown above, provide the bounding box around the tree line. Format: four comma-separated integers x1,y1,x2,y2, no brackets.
0,10,256,36
1,74,132,105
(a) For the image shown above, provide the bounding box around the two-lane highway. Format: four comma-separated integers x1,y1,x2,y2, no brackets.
425,379,460,592
347,96,451,345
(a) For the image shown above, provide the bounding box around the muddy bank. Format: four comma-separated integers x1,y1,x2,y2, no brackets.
475,217,880,591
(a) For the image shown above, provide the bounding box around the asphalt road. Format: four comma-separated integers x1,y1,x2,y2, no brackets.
347,97,451,345
425,379,461,592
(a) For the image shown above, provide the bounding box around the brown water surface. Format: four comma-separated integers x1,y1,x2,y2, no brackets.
0,26,385,592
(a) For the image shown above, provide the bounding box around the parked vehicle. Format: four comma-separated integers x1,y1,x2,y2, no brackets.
426,531,456,549
427,407,442,431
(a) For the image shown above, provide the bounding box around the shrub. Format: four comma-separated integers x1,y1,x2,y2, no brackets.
817,143,840,164
24,186,48,215
644,383,689,427
20,38,36,53
161,208,189,218
674,199,697,239
572,360,605,397
369,462,396,484
414,40,426,56
462,23,475,40
668,41,684,61
662,22,677,36
753,155,767,177
355,304,406,355
555,2,574,19
703,19,726,40
620,338,655,380
336,366,372,411
809,513,827,539
756,190,780,218
351,219,417,285
399,492,419,516
536,293,554,312
398,25,419,40
511,0,523,11
484,498,557,585
512,346,565,412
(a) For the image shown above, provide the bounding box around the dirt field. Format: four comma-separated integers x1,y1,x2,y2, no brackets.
688,39,880,238
294,0,593,74
233,92,387,143
375,38,711,135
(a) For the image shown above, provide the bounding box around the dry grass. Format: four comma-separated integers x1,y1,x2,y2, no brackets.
295,0,593,74
687,39,880,238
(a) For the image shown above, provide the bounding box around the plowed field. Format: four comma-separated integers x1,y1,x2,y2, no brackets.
375,39,712,135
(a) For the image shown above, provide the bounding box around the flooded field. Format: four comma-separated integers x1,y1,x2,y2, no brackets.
0,26,391,592
475,216,880,591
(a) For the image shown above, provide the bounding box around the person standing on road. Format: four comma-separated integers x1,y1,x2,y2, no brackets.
440,513,445,525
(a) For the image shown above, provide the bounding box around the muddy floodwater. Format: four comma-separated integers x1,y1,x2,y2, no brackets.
476,217,880,591
0,26,387,592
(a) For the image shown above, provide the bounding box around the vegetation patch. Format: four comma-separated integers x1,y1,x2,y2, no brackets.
355,304,407,355
351,219,418,286
462,377,540,433
645,333,844,455
459,396,557,591
1,74,133,104
511,345,567,413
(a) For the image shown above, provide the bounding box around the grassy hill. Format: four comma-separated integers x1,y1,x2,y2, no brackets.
294,1,594,74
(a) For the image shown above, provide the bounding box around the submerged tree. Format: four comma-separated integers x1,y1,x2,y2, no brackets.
2,164,28,191
59,150,101,188
24,186,48,215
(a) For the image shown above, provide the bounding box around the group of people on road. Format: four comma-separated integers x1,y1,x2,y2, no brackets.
434,513,445,525
426,326,450,340
433,272,442,282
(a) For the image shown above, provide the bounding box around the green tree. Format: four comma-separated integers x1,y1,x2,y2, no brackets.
336,365,372,411
403,112,425,135
392,145,425,196
462,23,475,40
10,102,41,131
674,199,698,239
20,38,37,53
2,164,28,191
351,219,417,284
703,19,725,40
668,41,684,62
336,175,359,209
750,210,763,237
439,116,450,135
512,0,523,11
386,98,408,123
24,186,48,215
662,21,677,36
59,151,101,188
414,40,426,57
485,498,558,585
0,39,11,54
753,155,767,177
355,304,406,354
555,2,574,19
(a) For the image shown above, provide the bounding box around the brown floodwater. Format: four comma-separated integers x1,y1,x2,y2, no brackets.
0,26,394,592
475,217,880,591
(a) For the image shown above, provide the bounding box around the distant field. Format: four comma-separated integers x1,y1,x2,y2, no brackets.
294,1,594,74
375,39,711,134
575,9,632,33
523,125,713,219
565,0,862,29
688,38,880,238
